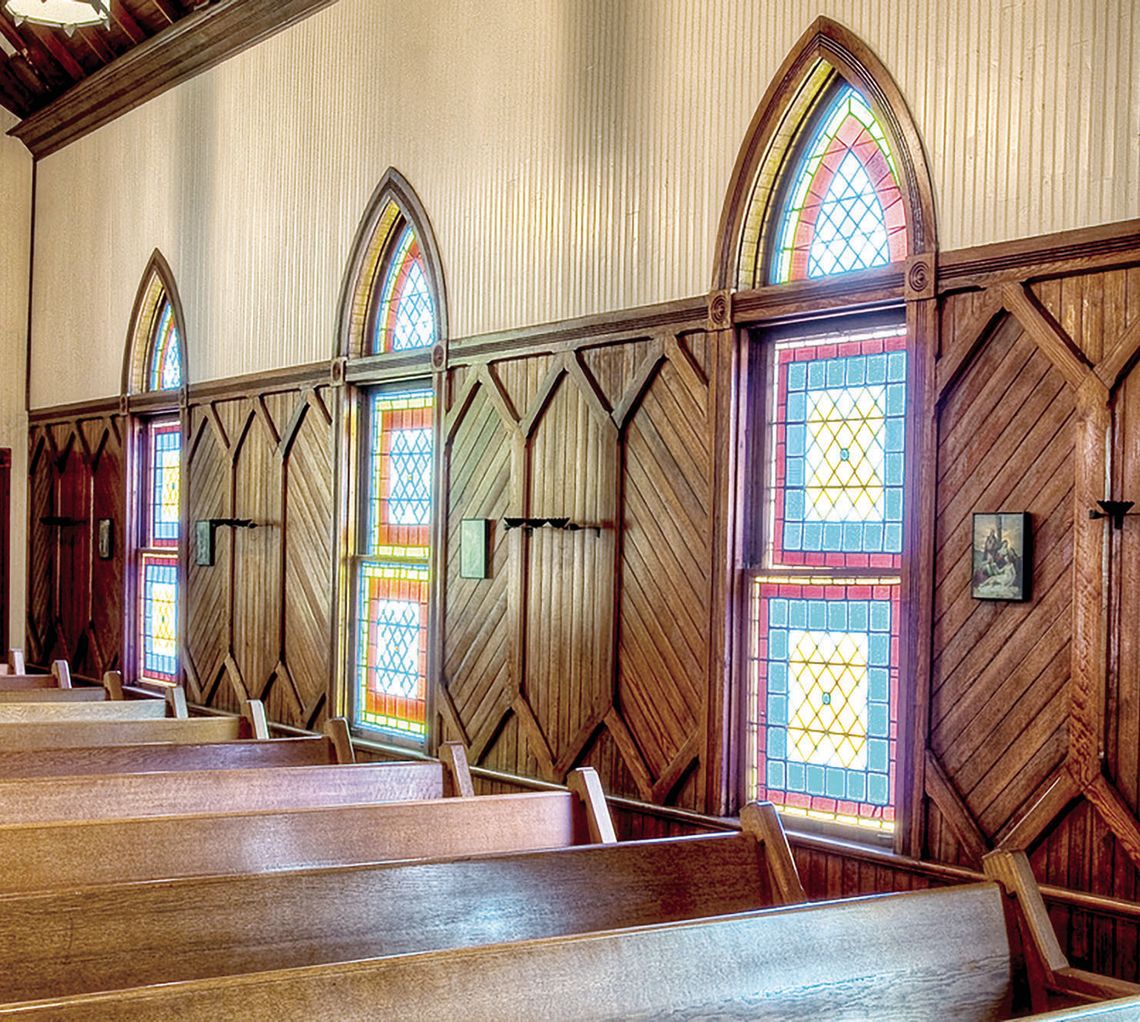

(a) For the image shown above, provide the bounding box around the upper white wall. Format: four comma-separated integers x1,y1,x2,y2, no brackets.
0,108,31,643
28,0,1140,405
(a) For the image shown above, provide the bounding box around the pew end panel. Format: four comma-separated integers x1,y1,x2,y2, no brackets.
241,700,269,739
984,850,1140,1011
102,671,125,701
321,717,354,763
50,660,71,689
4,649,25,674
740,800,807,904
439,741,473,797
565,767,616,844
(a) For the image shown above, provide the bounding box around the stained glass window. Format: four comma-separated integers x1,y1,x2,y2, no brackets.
354,389,434,738
140,554,179,684
373,222,436,354
770,327,907,570
750,322,907,833
772,85,907,284
749,579,898,831
149,423,181,547
148,299,183,390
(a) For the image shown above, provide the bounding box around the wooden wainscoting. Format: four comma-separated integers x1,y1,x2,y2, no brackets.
184,370,335,729
436,304,731,812
26,402,125,679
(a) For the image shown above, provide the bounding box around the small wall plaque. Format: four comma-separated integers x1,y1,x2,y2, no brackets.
971,512,1031,601
460,518,490,579
97,519,114,560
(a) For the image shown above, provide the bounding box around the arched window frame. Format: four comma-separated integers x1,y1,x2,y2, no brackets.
334,170,448,749
122,250,188,691
715,18,937,854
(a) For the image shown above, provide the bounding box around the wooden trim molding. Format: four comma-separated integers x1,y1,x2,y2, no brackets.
712,16,938,292
8,0,340,159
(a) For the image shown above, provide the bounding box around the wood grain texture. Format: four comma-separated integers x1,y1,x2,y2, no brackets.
0,830,787,1003
0,884,1014,1022
0,790,589,895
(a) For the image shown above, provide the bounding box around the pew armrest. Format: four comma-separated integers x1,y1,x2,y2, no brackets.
51,660,71,689
741,800,807,905
440,742,475,797
102,671,125,701
1050,968,1140,1004
322,717,355,763
567,767,617,844
241,699,270,739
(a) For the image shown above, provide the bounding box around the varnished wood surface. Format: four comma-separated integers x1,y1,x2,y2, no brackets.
0,761,446,825
0,675,56,691
0,883,1014,1021
0,790,589,894
1024,997,1140,1020
0,688,105,703
0,736,336,779
0,716,243,751
0,700,168,723
0,831,791,1002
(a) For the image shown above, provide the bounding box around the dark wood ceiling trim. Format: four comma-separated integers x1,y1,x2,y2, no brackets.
9,0,340,158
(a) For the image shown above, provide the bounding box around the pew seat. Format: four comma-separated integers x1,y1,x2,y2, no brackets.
0,803,800,1003
0,775,612,895
0,759,464,825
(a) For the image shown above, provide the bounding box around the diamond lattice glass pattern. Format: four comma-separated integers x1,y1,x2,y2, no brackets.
140,554,179,684
749,580,898,832
374,222,436,353
356,563,429,736
773,328,906,569
149,423,181,547
773,85,907,284
148,300,183,391
355,387,435,740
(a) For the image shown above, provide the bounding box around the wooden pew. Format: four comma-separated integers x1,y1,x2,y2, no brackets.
0,697,269,750
1024,996,1140,1019
0,731,351,780
0,648,25,674
0,668,127,703
0,759,469,825
0,804,801,1003
0,658,70,691
0,775,612,895
13,851,1131,1021
0,882,1021,1020
0,696,175,722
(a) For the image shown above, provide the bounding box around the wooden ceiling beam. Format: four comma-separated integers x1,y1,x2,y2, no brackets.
151,0,182,26
0,62,34,117
73,25,118,65
10,0,339,157
26,25,85,83
0,16,64,93
109,3,146,44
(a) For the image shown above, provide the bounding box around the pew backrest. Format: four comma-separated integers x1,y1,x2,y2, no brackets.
0,699,169,723
0,809,801,1003
0,687,106,704
0,735,340,779
0,883,1014,1021
0,779,611,895
0,760,449,825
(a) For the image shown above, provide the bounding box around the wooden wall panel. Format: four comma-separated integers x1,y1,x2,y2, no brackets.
183,382,334,729
439,325,724,808
24,411,124,680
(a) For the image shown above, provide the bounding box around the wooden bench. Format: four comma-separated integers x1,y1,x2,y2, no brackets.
0,697,269,750
0,804,800,1003
1023,996,1140,1020
0,773,613,895
0,757,472,825
13,851,1130,1021
0,658,71,691
0,730,351,779
0,668,124,703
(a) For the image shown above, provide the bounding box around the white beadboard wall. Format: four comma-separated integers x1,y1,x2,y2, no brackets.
0,108,31,642
27,0,1140,406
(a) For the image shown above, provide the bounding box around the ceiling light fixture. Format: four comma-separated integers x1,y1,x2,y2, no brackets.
3,0,110,35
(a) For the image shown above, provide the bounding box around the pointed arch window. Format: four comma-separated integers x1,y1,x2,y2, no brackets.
772,84,907,284
715,19,938,840
340,172,446,743
125,256,187,689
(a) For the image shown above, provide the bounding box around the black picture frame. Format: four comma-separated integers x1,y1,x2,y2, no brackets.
971,512,1031,601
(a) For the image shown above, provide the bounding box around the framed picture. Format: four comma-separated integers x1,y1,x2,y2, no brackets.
971,512,1031,601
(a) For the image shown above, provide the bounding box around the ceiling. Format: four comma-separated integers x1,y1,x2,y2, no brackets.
0,0,203,119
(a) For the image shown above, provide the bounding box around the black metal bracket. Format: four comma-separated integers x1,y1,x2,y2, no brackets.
502,517,602,537
1089,500,1137,530
194,518,257,566
39,516,84,528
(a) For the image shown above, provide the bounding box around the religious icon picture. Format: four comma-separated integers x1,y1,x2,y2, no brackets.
971,512,1030,601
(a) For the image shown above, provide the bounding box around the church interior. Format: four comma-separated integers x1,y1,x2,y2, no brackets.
0,1,1138,1018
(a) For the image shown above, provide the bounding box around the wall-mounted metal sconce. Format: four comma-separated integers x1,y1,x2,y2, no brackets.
97,519,113,560
502,517,603,537
1089,500,1137,530
195,518,257,566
